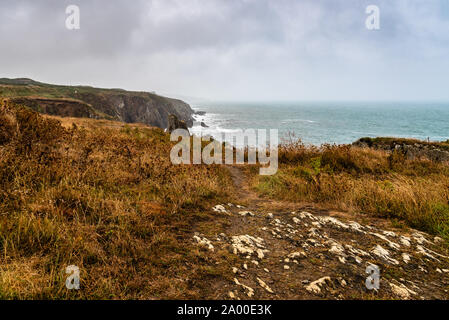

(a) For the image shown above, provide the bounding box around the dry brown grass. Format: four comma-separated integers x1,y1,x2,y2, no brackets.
2,99,448,299
0,100,233,299
252,141,449,240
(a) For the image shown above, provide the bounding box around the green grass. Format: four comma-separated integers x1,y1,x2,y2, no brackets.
0,78,160,100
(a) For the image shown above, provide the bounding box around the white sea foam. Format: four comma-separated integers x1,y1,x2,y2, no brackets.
281,119,317,124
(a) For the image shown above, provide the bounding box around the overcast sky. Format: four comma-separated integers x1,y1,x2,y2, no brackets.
1,0,449,101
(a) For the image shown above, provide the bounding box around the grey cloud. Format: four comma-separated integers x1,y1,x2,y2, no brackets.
0,0,145,61
1,0,449,100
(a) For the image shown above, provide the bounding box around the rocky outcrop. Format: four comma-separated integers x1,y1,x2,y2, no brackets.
193,202,449,300
353,137,449,162
70,92,194,129
399,144,449,162
0,78,194,129
167,114,189,133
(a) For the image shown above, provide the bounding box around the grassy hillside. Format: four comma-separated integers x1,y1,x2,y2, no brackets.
1,100,448,299
250,140,449,240
0,78,145,99
0,100,232,299
0,78,194,129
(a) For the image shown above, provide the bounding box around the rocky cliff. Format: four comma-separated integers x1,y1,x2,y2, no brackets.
0,78,194,129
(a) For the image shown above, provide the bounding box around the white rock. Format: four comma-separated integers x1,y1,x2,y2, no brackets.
234,278,254,297
288,251,307,259
382,230,396,237
345,244,371,257
267,213,274,219
354,256,362,264
193,235,214,251
348,221,365,233
284,265,290,270
212,205,227,213
390,282,416,299
370,232,400,250
371,245,399,265
298,212,307,219
412,232,431,245
308,228,320,238
231,235,268,258
264,268,270,273
305,277,331,294
328,241,346,256
318,216,349,230
228,291,235,299
301,211,317,220
338,256,346,264
238,211,254,217
399,236,411,247
416,245,444,261
257,277,274,293
232,267,238,274
434,236,444,244
256,248,267,259
402,253,411,264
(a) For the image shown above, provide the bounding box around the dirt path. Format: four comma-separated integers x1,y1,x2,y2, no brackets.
193,166,449,300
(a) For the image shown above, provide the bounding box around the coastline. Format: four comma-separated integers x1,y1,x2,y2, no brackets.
188,102,449,147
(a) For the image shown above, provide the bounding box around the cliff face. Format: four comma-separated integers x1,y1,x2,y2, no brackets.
8,97,102,119
0,78,194,129
62,91,194,128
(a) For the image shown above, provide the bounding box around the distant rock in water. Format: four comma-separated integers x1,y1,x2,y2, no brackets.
167,114,189,133
353,137,449,162
195,111,206,116
0,78,194,129
200,122,209,128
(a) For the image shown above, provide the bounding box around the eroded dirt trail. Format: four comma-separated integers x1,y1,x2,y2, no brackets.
193,166,449,300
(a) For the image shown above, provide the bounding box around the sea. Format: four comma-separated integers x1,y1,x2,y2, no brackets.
189,101,449,146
